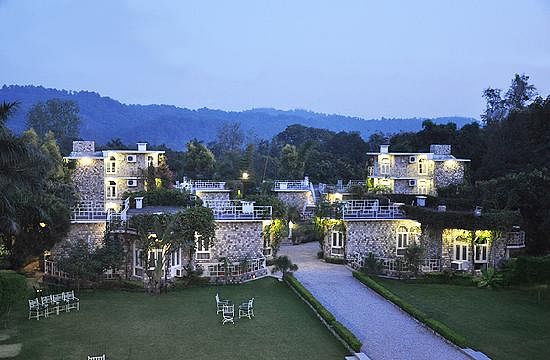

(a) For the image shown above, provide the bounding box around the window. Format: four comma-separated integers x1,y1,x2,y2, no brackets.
379,157,390,175
330,231,344,256
195,232,210,260
454,243,468,261
263,235,272,257
474,239,488,263
417,180,428,195
409,226,421,244
418,158,427,175
106,181,117,199
106,156,116,174
134,249,143,268
170,248,181,267
147,155,154,167
396,226,409,255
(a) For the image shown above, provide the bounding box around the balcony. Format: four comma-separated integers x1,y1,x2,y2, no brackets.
506,230,526,248
273,179,310,191
70,201,107,223
203,200,272,221
176,179,228,193
342,199,405,220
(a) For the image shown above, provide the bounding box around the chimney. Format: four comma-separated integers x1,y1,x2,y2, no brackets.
430,144,451,155
137,142,147,152
72,140,95,153
380,144,389,154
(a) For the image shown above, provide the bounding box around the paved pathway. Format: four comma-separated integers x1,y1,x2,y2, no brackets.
279,242,470,360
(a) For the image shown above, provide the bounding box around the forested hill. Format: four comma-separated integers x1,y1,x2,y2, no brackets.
1,85,476,149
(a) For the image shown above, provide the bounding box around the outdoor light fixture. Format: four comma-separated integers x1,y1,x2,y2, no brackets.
39,222,47,228
242,172,249,180
79,157,93,166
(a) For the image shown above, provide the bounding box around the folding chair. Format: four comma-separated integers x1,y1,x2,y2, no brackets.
222,304,234,325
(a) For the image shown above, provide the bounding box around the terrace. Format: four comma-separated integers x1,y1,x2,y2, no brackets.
272,178,311,191
342,199,405,220
70,201,107,223
176,179,229,192
203,200,272,221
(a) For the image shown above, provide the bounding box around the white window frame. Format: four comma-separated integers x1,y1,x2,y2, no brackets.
396,226,409,255
417,180,428,195
195,232,211,261
418,158,427,175
379,158,390,175
453,243,469,261
134,248,143,268
106,156,116,174
330,231,344,257
147,155,154,167
106,181,117,199
263,235,272,257
474,239,488,263
409,226,421,244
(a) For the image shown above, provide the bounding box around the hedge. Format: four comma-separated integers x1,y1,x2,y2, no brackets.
324,257,346,265
285,274,362,352
352,272,469,349
505,256,550,284
0,270,29,318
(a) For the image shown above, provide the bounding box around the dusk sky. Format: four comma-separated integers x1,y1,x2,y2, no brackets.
1,0,549,119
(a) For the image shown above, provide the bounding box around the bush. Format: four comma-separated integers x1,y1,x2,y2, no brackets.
352,271,469,349
317,251,324,259
292,223,323,244
94,279,145,291
504,256,550,285
0,271,29,325
324,257,346,265
361,253,383,275
285,274,362,352
416,270,476,287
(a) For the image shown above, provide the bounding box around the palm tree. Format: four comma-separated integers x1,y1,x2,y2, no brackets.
271,255,298,277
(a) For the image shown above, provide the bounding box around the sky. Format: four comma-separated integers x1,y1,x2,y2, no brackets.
1,0,549,119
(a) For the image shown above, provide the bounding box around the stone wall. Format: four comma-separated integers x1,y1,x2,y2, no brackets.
371,155,435,178
434,161,465,189
72,141,95,153
106,152,159,178
442,228,509,269
276,191,311,211
323,219,424,260
209,221,264,261
72,158,105,202
52,222,107,256
393,179,436,196
196,191,230,202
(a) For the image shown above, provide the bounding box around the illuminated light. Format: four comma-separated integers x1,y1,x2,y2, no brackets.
106,202,118,210
79,157,93,166
155,178,162,187
262,220,272,228
242,172,250,180
148,233,158,239
39,222,47,228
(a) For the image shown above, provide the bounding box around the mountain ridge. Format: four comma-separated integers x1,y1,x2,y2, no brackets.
1,85,477,149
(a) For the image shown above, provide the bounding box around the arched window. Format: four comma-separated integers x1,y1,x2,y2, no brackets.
396,226,409,250
106,180,117,199
418,158,427,175
379,157,390,175
106,156,116,174
409,226,421,243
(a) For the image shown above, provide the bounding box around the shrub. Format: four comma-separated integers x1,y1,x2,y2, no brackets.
0,271,29,325
505,256,550,285
352,271,469,348
324,257,346,265
404,244,423,277
418,270,476,287
361,252,383,275
271,256,298,276
292,223,323,244
317,251,324,259
94,279,145,291
285,274,362,352
475,268,503,289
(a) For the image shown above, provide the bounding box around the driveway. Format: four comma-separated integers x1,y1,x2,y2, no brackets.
279,242,470,360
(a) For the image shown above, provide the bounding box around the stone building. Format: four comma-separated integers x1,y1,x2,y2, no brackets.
272,177,315,216
366,144,470,196
176,179,231,202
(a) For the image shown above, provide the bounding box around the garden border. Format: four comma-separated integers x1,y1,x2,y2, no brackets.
284,274,362,353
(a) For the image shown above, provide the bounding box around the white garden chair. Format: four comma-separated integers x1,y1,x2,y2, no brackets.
51,293,65,314
63,290,80,312
215,293,230,315
28,298,44,320
40,295,56,317
88,355,105,360
238,297,254,319
222,304,234,325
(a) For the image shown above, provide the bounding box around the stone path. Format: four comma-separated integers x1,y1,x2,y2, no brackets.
279,242,470,360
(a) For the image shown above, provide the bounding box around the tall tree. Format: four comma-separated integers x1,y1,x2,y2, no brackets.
505,74,537,111
183,139,216,179
279,144,303,179
26,98,81,154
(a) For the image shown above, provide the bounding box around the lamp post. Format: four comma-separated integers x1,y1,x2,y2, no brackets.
241,171,250,197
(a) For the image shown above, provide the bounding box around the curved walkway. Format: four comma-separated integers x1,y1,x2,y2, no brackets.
279,242,470,360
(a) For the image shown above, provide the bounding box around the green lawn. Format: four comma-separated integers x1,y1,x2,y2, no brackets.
375,277,550,360
7,278,348,360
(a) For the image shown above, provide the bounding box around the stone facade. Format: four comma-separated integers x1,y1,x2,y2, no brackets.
72,158,105,202
72,141,95,153
208,221,265,261
52,222,107,256
434,161,465,189
276,191,312,211
195,191,230,202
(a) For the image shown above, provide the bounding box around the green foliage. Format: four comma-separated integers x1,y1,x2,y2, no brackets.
0,270,29,325
404,244,424,277
503,256,550,285
324,257,346,265
361,253,383,275
271,256,298,276
352,272,469,348
291,222,323,244
416,270,475,286
245,194,286,218
279,144,304,179
124,188,200,207
285,274,362,352
475,268,503,289
183,139,216,179
96,233,124,273
94,279,145,291
263,219,285,256
55,241,103,289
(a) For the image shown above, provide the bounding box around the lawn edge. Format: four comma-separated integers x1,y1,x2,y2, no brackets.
284,273,362,353
352,271,473,351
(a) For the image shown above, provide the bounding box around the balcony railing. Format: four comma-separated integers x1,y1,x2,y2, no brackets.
44,260,73,279
175,179,227,192
342,199,404,220
203,200,272,220
349,253,441,274
70,201,107,222
273,179,310,191
506,231,526,248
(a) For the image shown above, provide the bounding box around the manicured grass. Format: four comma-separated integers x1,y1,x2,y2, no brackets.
9,278,348,360
374,277,550,360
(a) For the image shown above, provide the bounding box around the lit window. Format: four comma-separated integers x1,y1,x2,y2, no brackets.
380,157,390,175
106,156,116,174
417,180,428,195
147,155,154,167
418,158,427,175
454,243,468,261
409,226,421,244
106,181,117,199
474,239,488,263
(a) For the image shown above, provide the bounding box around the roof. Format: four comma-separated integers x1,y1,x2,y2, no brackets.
367,152,470,162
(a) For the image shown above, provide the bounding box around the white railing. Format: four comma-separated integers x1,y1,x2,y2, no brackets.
70,201,107,222
342,200,404,219
351,254,441,274
44,260,73,279
506,231,526,248
176,179,226,192
273,178,310,191
200,258,266,279
203,200,272,220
